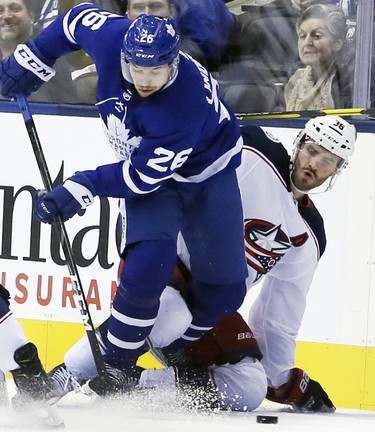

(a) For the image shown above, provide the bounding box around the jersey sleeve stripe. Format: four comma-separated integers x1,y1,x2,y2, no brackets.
0,311,12,325
112,307,157,327
137,169,174,185
122,160,161,195
107,332,146,350
63,6,100,45
62,10,78,44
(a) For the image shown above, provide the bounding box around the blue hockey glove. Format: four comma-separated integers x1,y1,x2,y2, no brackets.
266,368,335,413
34,180,95,224
0,39,56,99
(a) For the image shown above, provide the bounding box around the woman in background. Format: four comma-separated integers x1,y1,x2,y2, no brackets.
284,4,353,110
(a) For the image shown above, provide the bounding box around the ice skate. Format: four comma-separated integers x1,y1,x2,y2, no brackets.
48,363,83,401
11,342,61,409
153,338,192,367
86,363,142,398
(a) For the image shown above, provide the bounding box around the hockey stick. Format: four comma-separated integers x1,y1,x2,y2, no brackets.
236,107,375,120
16,94,109,384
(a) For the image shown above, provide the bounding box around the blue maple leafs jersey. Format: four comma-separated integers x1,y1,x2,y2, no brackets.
34,4,243,197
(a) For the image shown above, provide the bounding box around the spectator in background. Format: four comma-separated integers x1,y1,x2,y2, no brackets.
284,4,352,111
291,0,336,13
125,0,173,18
0,0,81,102
0,0,34,59
173,0,236,71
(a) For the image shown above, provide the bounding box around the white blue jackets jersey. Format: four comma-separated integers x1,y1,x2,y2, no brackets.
34,4,243,197
237,125,326,389
238,125,326,285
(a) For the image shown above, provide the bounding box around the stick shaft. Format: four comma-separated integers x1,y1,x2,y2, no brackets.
236,107,374,120
17,94,107,379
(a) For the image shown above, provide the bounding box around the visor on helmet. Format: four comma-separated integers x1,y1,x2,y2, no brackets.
122,14,180,68
290,116,357,194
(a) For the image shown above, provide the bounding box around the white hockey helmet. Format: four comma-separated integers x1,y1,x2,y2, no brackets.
292,116,356,175
291,116,357,194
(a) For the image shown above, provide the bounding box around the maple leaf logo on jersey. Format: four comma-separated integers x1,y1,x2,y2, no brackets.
102,113,141,161
244,219,291,282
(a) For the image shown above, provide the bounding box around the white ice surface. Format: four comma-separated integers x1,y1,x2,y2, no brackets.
1,379,375,432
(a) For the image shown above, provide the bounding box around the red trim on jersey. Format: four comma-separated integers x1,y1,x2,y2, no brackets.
298,194,312,209
0,311,13,324
242,145,288,190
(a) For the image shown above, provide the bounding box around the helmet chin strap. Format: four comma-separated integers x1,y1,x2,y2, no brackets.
121,60,134,83
161,56,180,90
289,165,338,196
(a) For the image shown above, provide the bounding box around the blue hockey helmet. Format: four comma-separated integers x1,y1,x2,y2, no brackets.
123,14,180,67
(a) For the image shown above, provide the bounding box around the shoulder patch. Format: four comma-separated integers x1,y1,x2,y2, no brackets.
262,128,281,143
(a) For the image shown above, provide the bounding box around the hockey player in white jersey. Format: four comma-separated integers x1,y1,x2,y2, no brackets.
0,284,60,408
238,115,356,412
45,115,356,412
0,5,248,390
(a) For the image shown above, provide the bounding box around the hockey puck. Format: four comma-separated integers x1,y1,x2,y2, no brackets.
256,415,278,424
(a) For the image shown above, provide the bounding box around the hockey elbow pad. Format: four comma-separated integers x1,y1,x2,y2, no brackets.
0,39,55,98
266,368,335,413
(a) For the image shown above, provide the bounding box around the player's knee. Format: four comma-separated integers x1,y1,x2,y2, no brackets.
195,280,247,319
237,363,268,411
214,358,267,411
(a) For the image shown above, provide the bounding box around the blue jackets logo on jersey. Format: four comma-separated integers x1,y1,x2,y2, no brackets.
244,219,291,282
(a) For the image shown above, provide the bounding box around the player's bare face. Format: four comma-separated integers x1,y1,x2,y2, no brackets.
292,140,340,191
0,0,33,44
129,63,171,97
297,18,342,73
127,0,173,21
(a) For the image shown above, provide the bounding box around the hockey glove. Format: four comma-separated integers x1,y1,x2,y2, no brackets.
34,179,95,224
266,368,335,413
0,39,55,99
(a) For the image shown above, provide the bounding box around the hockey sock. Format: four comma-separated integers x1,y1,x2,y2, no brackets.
0,309,28,372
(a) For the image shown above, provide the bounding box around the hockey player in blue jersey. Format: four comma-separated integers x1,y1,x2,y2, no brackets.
44,116,355,412
0,5,248,391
